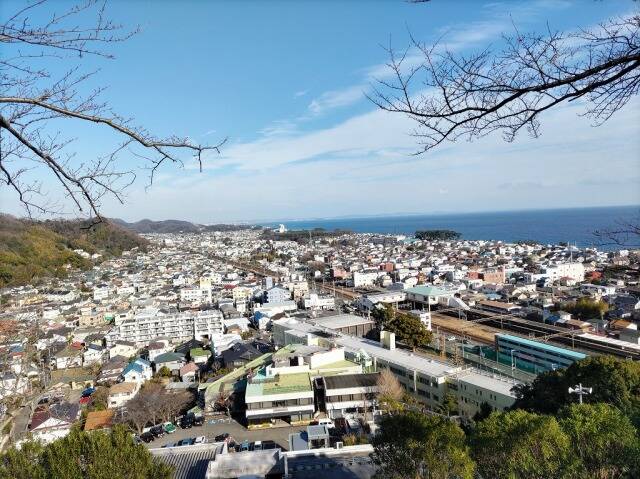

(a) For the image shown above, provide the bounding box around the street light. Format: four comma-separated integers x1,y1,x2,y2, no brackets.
568,383,592,404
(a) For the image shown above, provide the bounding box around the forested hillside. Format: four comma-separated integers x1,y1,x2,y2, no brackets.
0,215,148,288
112,218,259,234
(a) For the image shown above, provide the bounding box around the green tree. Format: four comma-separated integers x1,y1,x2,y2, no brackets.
472,402,494,423
559,403,640,479
439,392,459,417
371,304,394,330
512,356,640,426
471,410,576,479
0,441,45,479
374,305,433,351
157,366,172,378
563,298,609,320
0,426,173,479
390,311,433,351
372,411,474,479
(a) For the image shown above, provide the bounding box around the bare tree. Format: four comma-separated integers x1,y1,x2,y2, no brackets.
370,14,640,153
594,214,640,247
376,368,404,414
0,0,225,225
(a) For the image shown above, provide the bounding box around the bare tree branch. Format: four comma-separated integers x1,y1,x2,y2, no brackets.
0,0,226,225
593,213,640,247
369,14,640,153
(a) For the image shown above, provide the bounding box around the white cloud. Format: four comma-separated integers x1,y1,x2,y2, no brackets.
306,84,366,116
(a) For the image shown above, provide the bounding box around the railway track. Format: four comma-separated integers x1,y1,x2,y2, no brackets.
439,308,640,360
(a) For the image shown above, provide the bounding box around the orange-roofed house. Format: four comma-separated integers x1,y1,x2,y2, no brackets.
84,409,115,432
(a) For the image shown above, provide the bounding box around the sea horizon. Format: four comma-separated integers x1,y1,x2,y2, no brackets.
260,204,639,250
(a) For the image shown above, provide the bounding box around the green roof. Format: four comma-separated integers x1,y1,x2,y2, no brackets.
406,285,450,297
190,348,211,357
246,372,311,398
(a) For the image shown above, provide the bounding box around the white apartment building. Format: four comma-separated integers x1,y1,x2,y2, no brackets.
356,291,406,311
303,293,335,310
105,308,223,347
93,285,111,301
541,262,585,283
180,286,212,304
352,271,380,288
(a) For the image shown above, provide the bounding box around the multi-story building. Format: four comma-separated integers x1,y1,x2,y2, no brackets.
272,317,520,418
105,308,223,347
244,344,361,428
322,373,379,419
265,286,291,304
303,293,335,310
180,286,212,304
352,271,379,288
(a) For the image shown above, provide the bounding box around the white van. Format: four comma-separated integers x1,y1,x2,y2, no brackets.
317,418,335,428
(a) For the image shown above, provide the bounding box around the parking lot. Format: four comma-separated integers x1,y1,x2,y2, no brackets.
144,417,307,451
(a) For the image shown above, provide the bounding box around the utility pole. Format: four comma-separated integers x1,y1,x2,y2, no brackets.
568,383,592,404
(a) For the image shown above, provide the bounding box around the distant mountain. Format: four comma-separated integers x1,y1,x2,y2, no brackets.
0,215,148,288
112,218,260,234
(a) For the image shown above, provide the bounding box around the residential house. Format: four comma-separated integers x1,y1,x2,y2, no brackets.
54,345,83,370
154,352,186,374
121,358,153,384
97,355,128,384
190,348,211,365
180,362,199,383
84,409,115,432
220,342,263,370
147,340,172,362
83,344,104,366
108,382,140,408
109,340,138,359
28,402,80,444
49,367,95,390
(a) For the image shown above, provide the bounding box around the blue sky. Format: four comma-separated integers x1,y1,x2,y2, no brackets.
1,0,639,223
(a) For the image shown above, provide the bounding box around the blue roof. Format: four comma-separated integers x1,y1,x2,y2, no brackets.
496,334,587,360
134,358,151,368
122,362,144,376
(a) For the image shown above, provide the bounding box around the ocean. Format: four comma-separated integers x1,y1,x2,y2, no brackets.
263,206,639,250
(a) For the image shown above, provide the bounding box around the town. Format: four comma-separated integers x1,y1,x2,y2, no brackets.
1,225,638,478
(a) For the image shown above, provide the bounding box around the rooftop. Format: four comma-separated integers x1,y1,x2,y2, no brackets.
84,409,114,431
246,371,312,398
324,372,379,390
496,333,587,360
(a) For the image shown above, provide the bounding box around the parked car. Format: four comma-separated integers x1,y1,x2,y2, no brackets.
140,432,154,443
81,387,96,398
251,441,263,451
193,415,204,426
162,442,177,448
214,433,230,442
177,438,195,447
194,436,206,444
317,418,334,428
180,415,194,429
240,440,250,452
262,440,277,450
150,425,165,438
163,422,176,434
